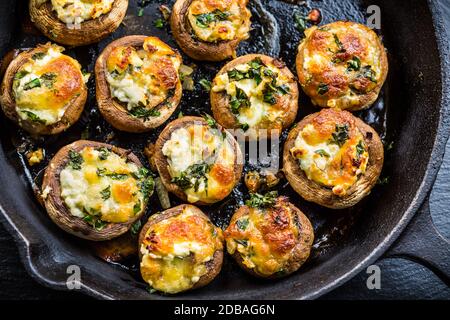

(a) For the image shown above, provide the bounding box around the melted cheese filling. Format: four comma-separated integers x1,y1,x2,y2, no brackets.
290,122,369,196
212,62,289,129
140,207,223,294
106,37,181,113
225,202,299,276
187,0,251,43
162,124,236,203
51,0,115,24
13,45,86,125
59,147,145,224
300,23,384,108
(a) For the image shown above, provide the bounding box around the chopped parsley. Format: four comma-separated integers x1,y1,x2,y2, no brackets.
230,87,250,114
132,167,150,180
130,220,142,235
100,186,111,200
137,8,144,17
347,56,361,72
293,11,307,33
361,65,377,82
333,34,345,52
154,18,164,28
315,149,330,157
356,140,365,156
199,78,212,91
129,106,161,121
139,176,155,199
97,147,109,160
83,213,107,231
194,9,230,28
236,218,249,231
14,70,29,80
240,123,249,131
68,150,83,170
330,124,349,147
245,191,278,209
40,72,57,88
133,201,142,215
106,173,129,180
172,162,211,192
23,78,41,90
31,52,45,60
203,113,217,128
262,78,290,105
21,110,45,124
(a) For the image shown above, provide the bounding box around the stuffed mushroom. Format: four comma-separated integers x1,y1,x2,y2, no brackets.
283,108,384,209
296,21,388,111
95,36,183,132
224,193,314,278
152,116,243,205
42,140,154,241
211,54,299,139
139,204,224,294
170,0,251,61
29,0,128,46
0,43,88,135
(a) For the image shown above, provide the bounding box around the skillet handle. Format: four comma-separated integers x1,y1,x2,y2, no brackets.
385,195,450,285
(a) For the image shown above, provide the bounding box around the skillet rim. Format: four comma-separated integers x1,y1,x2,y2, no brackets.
0,0,449,300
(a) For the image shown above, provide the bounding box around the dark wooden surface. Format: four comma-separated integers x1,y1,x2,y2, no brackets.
0,1,449,300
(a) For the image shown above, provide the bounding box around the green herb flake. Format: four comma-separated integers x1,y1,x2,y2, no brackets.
129,106,161,121
97,147,109,160
100,186,111,200
154,18,164,28
347,56,361,71
83,213,107,231
106,173,129,180
137,8,144,17
236,218,249,231
293,11,307,33
195,9,230,28
14,70,29,80
362,65,377,83
68,150,83,170
131,220,142,235
199,78,212,91
331,124,349,147
230,87,250,113
333,34,345,52
245,191,278,209
203,113,217,128
40,72,57,88
356,140,365,156
133,201,142,215
21,110,45,124
172,162,211,192
139,176,155,199
23,78,41,91
31,52,45,60
315,149,330,157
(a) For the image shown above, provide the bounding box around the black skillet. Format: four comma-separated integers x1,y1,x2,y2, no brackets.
0,0,449,299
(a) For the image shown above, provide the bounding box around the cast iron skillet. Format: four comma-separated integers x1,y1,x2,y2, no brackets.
0,0,449,299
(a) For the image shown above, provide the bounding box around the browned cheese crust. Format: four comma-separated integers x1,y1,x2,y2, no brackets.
211,54,299,139
283,109,384,209
29,0,129,46
152,116,243,205
95,35,183,133
224,196,314,278
42,140,147,241
0,44,87,135
139,204,223,292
